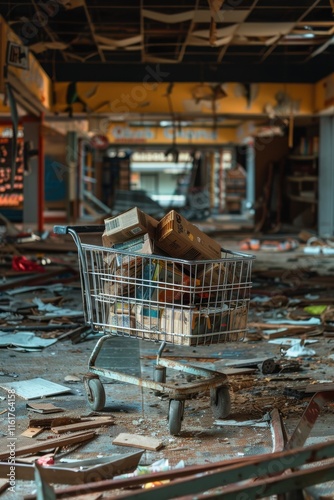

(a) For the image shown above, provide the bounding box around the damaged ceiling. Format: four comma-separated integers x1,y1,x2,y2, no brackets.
3,0,334,83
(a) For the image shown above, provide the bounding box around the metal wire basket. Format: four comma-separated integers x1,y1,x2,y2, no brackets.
74,233,254,346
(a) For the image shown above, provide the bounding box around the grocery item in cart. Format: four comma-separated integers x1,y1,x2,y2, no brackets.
103,207,158,245
156,210,221,261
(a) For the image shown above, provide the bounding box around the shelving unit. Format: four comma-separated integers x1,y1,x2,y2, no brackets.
285,143,319,227
0,137,24,209
286,176,318,204
225,165,246,213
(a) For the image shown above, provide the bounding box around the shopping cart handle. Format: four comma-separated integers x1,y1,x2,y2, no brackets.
53,225,105,235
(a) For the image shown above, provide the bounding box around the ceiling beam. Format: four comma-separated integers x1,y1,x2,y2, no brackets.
42,57,334,83
260,0,322,63
177,0,200,63
82,0,106,62
305,35,334,60
30,0,69,62
217,0,258,64
140,0,145,63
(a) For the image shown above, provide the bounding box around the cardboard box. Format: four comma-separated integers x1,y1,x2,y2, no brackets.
152,260,199,304
104,233,155,269
104,302,248,344
103,207,158,245
106,302,136,335
107,303,161,340
228,304,248,341
135,304,160,332
159,305,230,346
135,260,160,301
156,210,221,261
196,262,227,287
107,309,136,335
103,261,142,298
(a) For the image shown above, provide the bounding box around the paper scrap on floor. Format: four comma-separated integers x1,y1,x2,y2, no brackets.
285,340,316,358
269,338,319,346
0,331,57,350
32,298,83,317
0,378,72,399
266,318,321,326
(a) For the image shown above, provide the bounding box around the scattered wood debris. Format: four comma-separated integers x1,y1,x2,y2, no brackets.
112,433,163,451
0,431,96,460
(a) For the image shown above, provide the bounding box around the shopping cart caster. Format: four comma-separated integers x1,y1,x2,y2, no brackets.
153,365,166,396
84,375,106,411
168,399,185,436
210,386,231,419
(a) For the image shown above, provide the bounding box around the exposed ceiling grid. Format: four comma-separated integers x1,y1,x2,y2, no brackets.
2,0,334,82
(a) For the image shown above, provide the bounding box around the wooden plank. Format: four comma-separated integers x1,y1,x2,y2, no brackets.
0,479,9,494
219,367,257,375
23,440,334,500
29,417,83,429
52,418,114,434
0,267,77,292
20,427,45,438
26,402,65,414
247,323,323,340
0,452,143,485
304,382,334,394
112,433,163,451
69,494,102,500
0,431,96,460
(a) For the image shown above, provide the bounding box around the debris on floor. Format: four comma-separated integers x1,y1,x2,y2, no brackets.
1,218,334,497
0,377,72,399
240,237,299,252
112,432,163,451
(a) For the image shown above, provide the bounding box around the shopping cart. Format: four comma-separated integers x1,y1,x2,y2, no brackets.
54,225,254,435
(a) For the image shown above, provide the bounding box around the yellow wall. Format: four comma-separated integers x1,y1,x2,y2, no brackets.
106,124,237,145
314,73,334,112
0,16,51,110
53,81,314,117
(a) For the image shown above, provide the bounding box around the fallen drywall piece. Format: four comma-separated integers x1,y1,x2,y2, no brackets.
0,331,57,349
0,378,72,399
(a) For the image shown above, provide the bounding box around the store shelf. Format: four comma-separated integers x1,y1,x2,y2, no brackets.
286,174,318,206
288,155,318,161
287,176,318,182
287,194,318,204
0,137,24,209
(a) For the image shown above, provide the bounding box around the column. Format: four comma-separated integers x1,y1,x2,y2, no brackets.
318,116,334,237
245,141,255,214
23,118,43,231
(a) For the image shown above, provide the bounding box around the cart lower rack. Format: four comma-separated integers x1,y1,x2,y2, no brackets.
54,225,254,435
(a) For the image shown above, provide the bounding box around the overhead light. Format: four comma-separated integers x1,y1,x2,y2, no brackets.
285,32,315,39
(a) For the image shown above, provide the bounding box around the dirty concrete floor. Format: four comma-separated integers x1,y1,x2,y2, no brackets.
0,233,334,497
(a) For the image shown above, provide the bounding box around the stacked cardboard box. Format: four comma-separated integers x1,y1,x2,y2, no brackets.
101,207,247,345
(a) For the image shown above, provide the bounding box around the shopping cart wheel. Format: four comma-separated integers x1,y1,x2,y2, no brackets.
168,399,184,436
210,386,231,419
86,378,106,411
153,366,166,396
